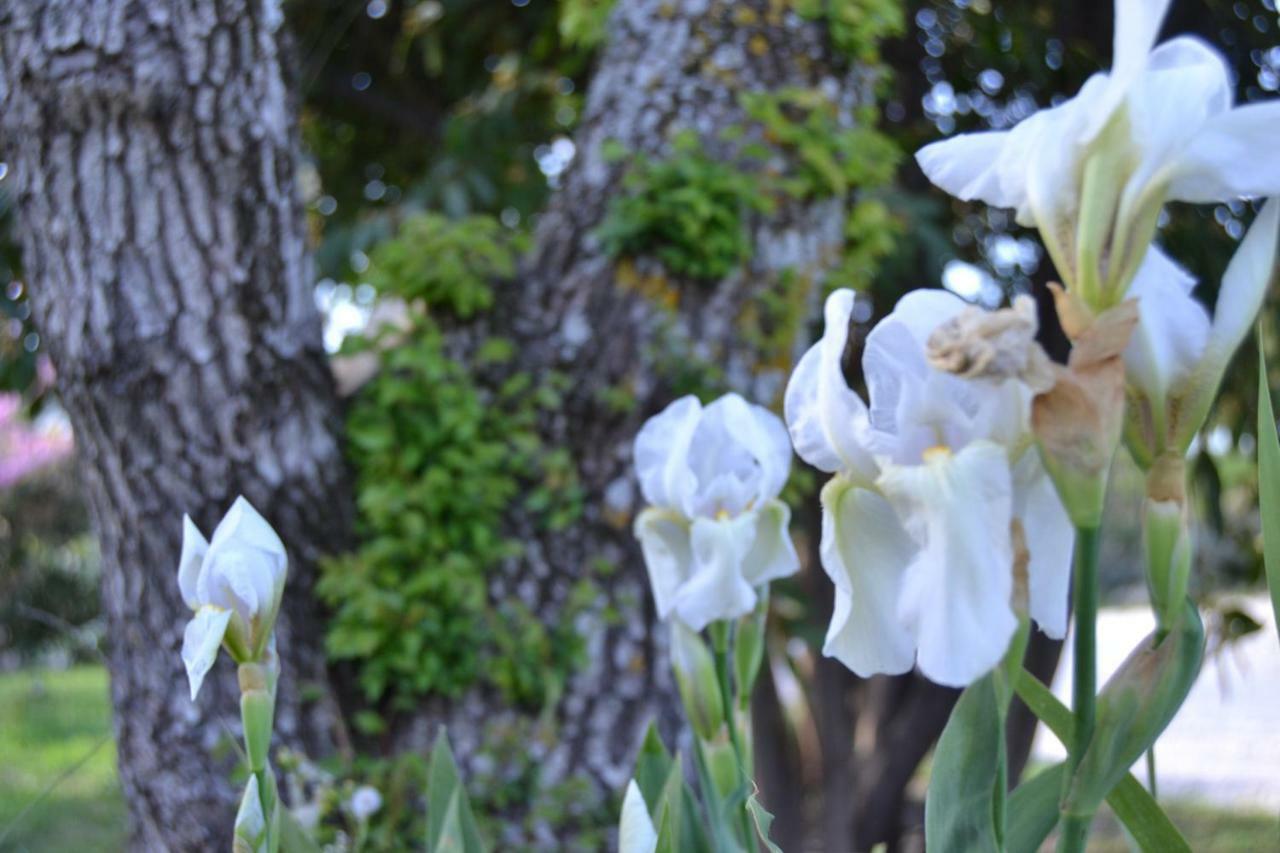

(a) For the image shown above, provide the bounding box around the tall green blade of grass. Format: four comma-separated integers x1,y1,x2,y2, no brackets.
1256,328,1280,645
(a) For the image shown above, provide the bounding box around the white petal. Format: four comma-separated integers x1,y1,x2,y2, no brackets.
1123,246,1210,408
818,477,916,677
1206,199,1280,368
1174,199,1280,445
619,780,658,853
1169,101,1280,203
178,515,209,610
181,605,234,701
1123,37,1235,210
784,290,877,479
210,496,286,560
740,499,800,587
915,131,1022,210
634,507,693,621
687,393,791,515
1101,0,1174,131
676,516,757,630
633,396,702,510
879,442,1017,687
1013,452,1075,639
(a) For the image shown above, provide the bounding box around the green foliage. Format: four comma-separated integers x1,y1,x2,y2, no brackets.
790,0,905,63
319,215,586,711
427,731,486,853
925,674,1005,853
1257,330,1280,642
1014,670,1193,852
741,88,900,200
559,0,617,49
598,130,774,280
366,214,526,318
0,467,100,665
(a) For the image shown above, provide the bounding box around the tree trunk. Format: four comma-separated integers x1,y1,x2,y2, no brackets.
399,0,863,842
0,2,351,849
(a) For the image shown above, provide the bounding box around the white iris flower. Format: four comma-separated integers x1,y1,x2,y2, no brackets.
633,393,800,631
785,289,1073,687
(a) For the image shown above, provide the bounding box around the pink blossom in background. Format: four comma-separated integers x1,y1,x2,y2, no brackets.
0,392,73,489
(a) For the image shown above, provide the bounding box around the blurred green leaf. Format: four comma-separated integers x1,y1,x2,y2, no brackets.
924,673,1003,853
1257,329,1280,646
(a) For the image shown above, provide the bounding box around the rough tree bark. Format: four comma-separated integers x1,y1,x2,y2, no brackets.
393,0,863,843
0,2,351,849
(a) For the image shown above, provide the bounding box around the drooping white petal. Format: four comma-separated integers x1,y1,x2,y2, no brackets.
818,477,916,677
634,395,701,511
880,442,1017,687
1168,100,1280,203
619,780,658,853
783,289,877,480
181,605,234,701
1123,246,1210,409
676,515,757,630
1174,199,1280,447
914,131,1020,210
740,499,800,587
1013,452,1075,640
634,508,693,621
178,515,209,610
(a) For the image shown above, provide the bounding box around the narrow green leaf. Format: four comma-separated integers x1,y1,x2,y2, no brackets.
745,792,784,853
924,674,1003,853
426,729,486,853
278,805,323,853
1015,671,1191,852
1257,329,1280,644
1005,764,1064,853
634,723,674,812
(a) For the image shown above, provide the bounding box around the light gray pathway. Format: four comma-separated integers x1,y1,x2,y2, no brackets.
1032,594,1280,810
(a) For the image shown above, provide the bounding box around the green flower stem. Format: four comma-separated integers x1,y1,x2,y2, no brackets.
708,621,756,848
1059,525,1102,853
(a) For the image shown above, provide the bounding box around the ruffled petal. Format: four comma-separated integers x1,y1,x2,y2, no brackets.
676,516,758,630
1013,452,1075,639
690,393,791,514
619,779,658,853
178,515,209,610
740,499,800,587
634,396,702,511
784,290,877,479
634,507,694,621
818,476,916,677
204,497,288,613
1123,246,1210,410
181,605,234,701
879,442,1018,687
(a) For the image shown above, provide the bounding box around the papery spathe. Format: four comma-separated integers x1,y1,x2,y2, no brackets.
179,496,287,701
633,393,799,630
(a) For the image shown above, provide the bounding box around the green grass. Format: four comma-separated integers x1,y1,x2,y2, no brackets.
1086,800,1280,852
0,666,127,852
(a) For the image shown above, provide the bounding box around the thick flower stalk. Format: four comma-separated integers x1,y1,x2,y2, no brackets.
917,0,1280,312
784,288,1073,688
179,496,288,853
631,392,798,848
